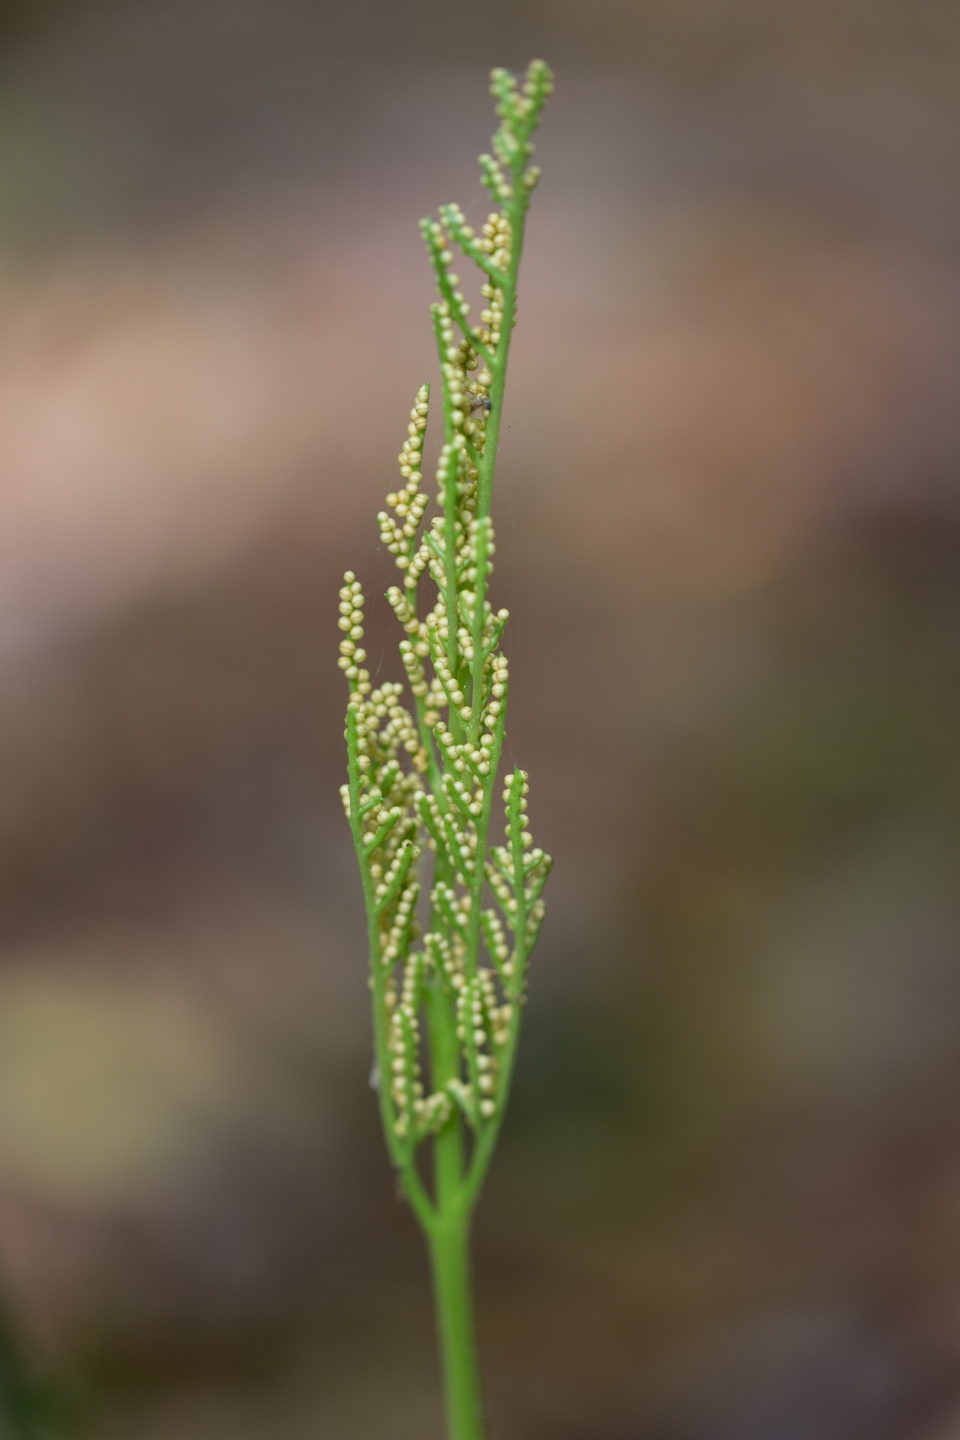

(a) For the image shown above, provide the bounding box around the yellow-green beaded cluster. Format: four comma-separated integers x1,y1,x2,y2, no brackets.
339,61,553,1166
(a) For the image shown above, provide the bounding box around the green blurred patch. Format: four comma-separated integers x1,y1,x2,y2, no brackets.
0,1302,84,1440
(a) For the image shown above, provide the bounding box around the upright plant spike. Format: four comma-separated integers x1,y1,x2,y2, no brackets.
337,60,553,1440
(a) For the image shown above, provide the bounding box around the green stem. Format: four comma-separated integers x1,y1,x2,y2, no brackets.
428,1211,486,1440
428,980,464,1202
426,974,484,1440
475,191,529,521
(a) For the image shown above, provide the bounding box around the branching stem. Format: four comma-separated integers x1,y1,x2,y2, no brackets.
337,62,554,1440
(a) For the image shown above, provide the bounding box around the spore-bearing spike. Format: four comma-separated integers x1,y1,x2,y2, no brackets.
336,61,554,1438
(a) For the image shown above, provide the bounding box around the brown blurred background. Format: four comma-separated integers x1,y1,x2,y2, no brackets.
0,0,959,1436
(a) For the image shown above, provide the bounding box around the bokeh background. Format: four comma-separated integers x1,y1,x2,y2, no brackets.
0,1,959,1436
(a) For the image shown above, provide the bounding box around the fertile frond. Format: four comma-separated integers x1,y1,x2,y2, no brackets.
335,60,554,1440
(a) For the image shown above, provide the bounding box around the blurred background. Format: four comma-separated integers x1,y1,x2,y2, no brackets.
0,0,959,1436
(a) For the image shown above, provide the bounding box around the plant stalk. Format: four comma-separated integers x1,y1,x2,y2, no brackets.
428,1211,486,1440
337,59,554,1440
